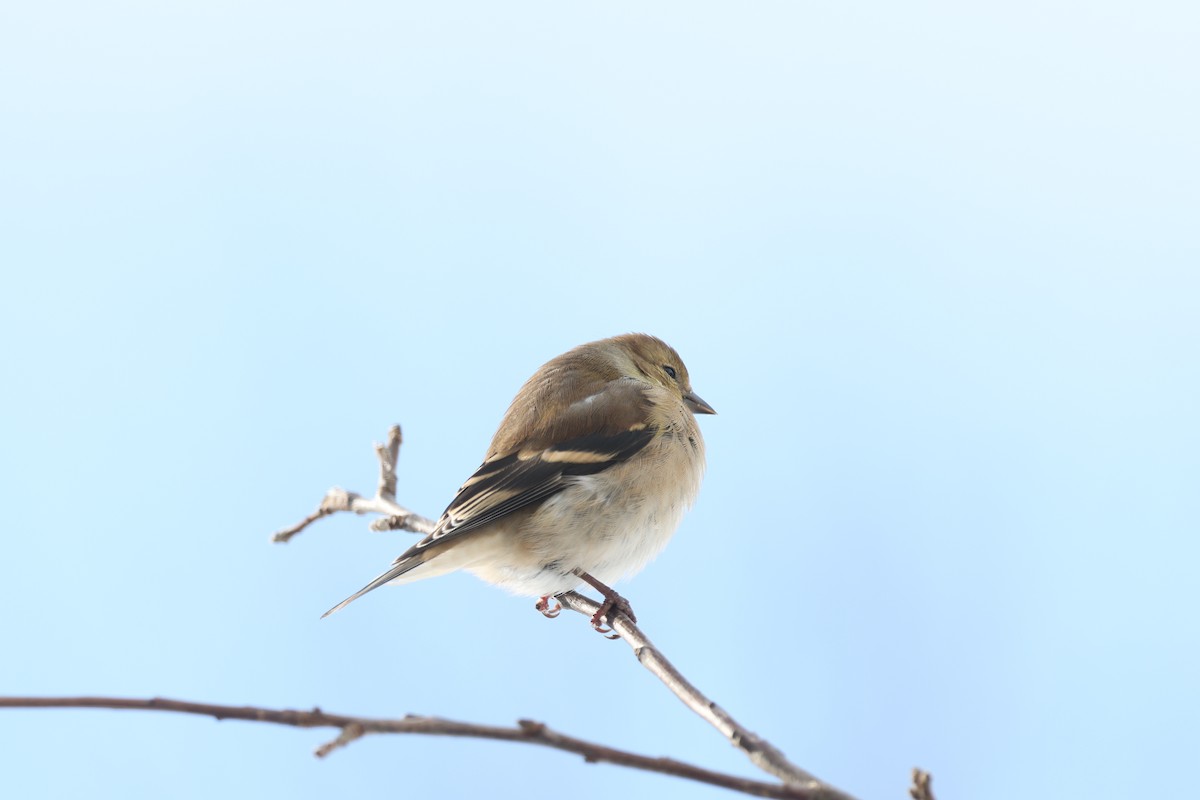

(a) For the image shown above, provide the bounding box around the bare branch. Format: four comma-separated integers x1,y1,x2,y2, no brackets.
0,697,834,799
555,592,854,800
270,498,338,543
271,426,435,543
268,424,927,799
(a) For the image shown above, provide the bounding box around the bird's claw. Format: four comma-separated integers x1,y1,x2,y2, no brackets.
535,595,562,619
569,571,638,639
589,593,636,638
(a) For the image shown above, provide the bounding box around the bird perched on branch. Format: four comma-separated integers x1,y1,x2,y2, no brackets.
323,333,715,632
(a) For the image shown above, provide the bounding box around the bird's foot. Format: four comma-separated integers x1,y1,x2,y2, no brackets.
572,570,636,638
535,595,561,619
590,593,636,639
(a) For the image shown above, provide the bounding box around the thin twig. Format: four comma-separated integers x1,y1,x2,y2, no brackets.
375,424,402,501
555,592,854,800
0,697,832,799
271,426,435,543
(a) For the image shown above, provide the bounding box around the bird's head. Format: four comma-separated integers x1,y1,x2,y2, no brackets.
609,333,716,416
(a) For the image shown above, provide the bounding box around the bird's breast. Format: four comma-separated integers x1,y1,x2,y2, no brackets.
466,408,706,597
530,421,705,584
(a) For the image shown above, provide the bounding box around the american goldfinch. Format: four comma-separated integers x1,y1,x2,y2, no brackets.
323,333,715,630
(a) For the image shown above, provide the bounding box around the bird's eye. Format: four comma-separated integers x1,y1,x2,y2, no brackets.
663,365,677,380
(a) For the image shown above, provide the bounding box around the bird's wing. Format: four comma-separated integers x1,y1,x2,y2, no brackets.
420,377,657,548
321,377,659,618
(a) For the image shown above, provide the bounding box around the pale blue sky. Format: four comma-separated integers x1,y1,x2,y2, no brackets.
2,2,1197,799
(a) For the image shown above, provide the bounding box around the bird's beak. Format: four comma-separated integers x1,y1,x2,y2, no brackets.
684,391,717,415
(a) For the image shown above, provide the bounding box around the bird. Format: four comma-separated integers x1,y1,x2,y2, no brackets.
322,333,715,632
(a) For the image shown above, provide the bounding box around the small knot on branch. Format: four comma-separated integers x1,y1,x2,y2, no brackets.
320,488,354,512
370,514,414,532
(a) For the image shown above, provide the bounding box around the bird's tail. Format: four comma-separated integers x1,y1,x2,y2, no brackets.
321,553,428,618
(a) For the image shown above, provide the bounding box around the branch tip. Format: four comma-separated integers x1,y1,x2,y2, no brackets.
909,768,935,800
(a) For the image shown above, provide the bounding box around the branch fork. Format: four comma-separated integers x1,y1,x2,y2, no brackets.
272,426,435,543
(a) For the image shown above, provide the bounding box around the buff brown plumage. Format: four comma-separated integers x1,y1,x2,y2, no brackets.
323,333,714,630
